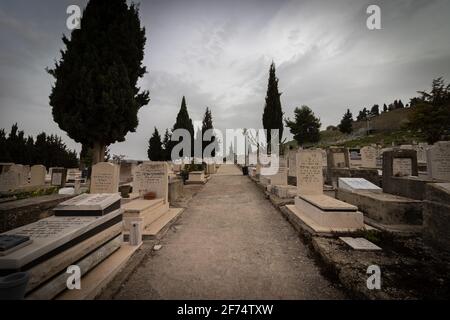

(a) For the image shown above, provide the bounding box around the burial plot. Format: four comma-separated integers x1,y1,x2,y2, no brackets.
30,165,46,187
186,171,207,185
327,147,350,169
427,141,450,181
90,162,119,194
285,150,364,234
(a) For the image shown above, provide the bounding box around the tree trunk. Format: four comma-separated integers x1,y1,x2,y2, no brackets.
92,142,106,165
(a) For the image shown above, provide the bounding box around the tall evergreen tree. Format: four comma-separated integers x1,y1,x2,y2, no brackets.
162,129,172,161
201,107,215,158
285,106,321,146
370,104,380,116
383,104,388,112
338,109,353,134
48,0,149,165
262,62,284,154
398,100,405,108
172,96,195,158
147,128,164,161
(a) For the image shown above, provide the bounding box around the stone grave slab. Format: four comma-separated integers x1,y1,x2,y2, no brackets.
0,209,122,272
338,178,382,193
51,168,67,187
53,193,121,217
299,194,358,211
393,158,412,177
339,237,382,251
427,141,450,181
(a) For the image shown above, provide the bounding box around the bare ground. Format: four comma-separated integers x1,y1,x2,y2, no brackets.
113,165,345,300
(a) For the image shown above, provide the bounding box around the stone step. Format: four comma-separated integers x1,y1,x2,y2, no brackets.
56,242,142,300
142,208,184,240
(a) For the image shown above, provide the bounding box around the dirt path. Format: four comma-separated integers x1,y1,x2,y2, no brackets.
113,165,345,299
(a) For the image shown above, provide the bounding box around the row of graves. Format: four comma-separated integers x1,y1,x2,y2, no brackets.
248,141,450,298
0,161,190,300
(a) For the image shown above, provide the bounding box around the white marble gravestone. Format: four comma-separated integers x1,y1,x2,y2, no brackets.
296,150,323,196
338,178,381,193
339,237,381,251
133,162,169,203
90,162,120,194
30,165,46,187
427,141,450,181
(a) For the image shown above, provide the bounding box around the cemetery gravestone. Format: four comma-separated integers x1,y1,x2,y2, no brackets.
349,149,362,168
0,171,20,192
296,150,323,196
51,168,67,187
427,141,450,181
361,146,378,168
327,147,350,168
30,165,46,187
338,178,382,193
90,162,119,194
133,162,169,203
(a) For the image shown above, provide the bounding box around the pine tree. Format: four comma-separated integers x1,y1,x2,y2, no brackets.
370,104,380,116
148,128,164,161
285,106,321,146
398,100,404,108
262,62,284,154
338,109,353,134
172,96,195,158
383,104,388,112
48,0,149,165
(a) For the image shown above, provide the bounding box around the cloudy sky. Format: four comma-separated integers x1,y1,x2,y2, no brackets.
1,0,450,159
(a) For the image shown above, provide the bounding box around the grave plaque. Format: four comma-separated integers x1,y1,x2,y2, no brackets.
427,141,450,181
51,168,66,187
30,165,46,187
339,237,381,251
297,150,323,196
133,162,168,203
53,193,121,217
393,158,412,177
90,162,119,194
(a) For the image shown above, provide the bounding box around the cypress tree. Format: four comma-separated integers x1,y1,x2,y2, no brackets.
48,0,149,165
201,107,215,158
262,62,284,154
172,96,194,158
338,109,353,134
148,128,164,161
162,129,172,161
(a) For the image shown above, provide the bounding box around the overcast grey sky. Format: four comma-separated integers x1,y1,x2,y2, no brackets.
1,0,450,160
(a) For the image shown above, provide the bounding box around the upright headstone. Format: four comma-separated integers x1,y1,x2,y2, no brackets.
427,141,450,181
90,162,120,194
288,150,297,177
296,150,323,196
382,149,418,192
327,147,350,168
51,168,67,187
30,165,46,187
133,162,169,203
0,171,21,192
10,165,27,186
270,159,288,186
360,146,378,168
416,143,429,164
